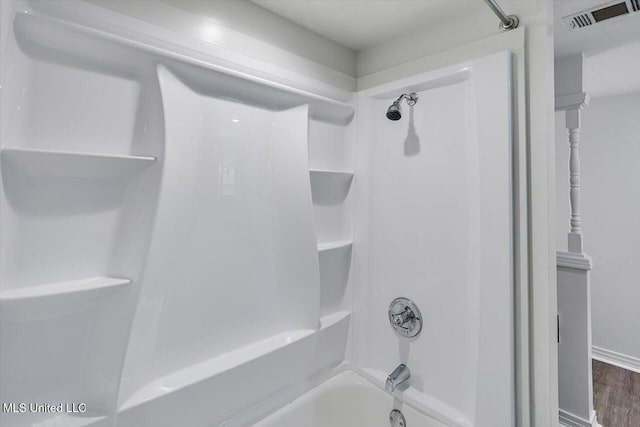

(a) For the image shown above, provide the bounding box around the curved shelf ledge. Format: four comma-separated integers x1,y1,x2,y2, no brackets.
309,169,354,179
1,148,155,181
120,329,316,412
319,310,350,330
120,313,352,414
14,12,354,126
317,240,353,253
0,277,131,322
309,169,354,205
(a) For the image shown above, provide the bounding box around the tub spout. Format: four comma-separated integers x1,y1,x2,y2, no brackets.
385,364,410,393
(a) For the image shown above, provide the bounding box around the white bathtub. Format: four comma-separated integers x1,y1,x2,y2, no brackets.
253,371,447,427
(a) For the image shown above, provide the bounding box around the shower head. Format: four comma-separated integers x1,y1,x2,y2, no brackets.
386,102,402,121
385,93,418,121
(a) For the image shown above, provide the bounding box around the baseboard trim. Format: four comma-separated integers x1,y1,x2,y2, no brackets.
592,346,640,374
559,409,601,427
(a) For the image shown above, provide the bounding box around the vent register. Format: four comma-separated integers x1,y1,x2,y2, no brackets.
563,0,640,30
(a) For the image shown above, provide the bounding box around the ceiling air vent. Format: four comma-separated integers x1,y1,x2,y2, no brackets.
563,0,639,30
570,13,594,28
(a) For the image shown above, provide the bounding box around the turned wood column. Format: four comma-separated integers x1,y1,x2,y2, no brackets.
566,109,583,253
556,94,589,253
555,91,600,427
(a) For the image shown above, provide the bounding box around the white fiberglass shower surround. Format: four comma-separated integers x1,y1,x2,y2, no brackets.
0,1,514,427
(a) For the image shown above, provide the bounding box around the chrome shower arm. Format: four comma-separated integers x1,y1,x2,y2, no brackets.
394,93,418,107
483,0,519,31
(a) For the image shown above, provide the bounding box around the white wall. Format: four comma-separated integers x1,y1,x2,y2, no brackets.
556,92,640,366
585,40,640,98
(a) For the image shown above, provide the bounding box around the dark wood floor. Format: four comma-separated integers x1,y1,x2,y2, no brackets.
593,360,640,427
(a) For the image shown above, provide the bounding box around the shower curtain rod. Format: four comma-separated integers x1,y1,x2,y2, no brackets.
483,0,519,31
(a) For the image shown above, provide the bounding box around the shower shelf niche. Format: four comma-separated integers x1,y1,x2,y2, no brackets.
317,240,353,252
308,116,354,319
309,169,354,198
0,276,131,322
1,148,156,181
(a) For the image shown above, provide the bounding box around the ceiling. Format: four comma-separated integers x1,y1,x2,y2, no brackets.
251,0,640,56
554,0,640,58
250,0,485,51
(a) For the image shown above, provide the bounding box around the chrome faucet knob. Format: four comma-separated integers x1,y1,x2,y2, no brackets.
388,297,423,338
392,307,414,326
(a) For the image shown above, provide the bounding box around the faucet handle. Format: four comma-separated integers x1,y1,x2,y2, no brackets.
388,297,423,338
391,306,415,327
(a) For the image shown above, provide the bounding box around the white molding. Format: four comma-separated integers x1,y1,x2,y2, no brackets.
555,92,590,112
559,409,601,427
556,251,593,271
592,346,640,374
25,0,357,99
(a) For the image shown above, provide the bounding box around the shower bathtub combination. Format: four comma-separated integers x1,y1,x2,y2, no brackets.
0,1,515,427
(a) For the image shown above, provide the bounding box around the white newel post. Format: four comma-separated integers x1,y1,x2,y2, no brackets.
555,92,600,427
566,108,583,253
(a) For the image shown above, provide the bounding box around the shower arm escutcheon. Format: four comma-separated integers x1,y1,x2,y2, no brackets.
394,93,418,107
483,0,519,32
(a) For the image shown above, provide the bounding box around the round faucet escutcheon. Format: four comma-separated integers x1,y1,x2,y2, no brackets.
388,297,422,338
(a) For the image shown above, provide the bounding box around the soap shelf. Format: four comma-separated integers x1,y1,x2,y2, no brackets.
0,276,131,322
1,148,156,181
309,169,354,179
309,169,354,205
317,240,353,253
319,310,351,329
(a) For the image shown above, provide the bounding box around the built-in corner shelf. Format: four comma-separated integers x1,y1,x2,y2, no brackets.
120,312,352,414
317,240,353,253
0,276,131,322
309,169,354,205
309,169,354,180
320,310,350,330
120,328,317,412
1,148,156,181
